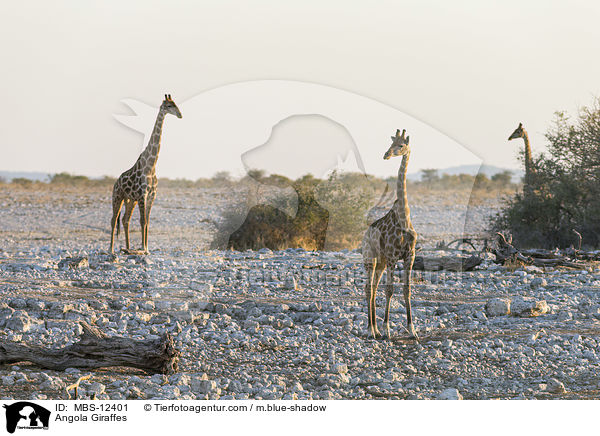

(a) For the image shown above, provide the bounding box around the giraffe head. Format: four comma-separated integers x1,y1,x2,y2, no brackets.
508,122,525,141
161,94,183,118
383,129,410,160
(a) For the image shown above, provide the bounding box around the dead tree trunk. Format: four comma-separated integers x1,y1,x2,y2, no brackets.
0,322,179,374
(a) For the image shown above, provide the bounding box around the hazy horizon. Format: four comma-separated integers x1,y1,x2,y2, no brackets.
0,163,522,183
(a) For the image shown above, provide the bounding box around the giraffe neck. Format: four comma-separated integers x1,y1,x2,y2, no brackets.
138,106,167,174
522,131,532,179
393,151,411,225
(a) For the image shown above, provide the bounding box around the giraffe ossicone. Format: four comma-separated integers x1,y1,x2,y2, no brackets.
109,94,182,254
361,129,418,340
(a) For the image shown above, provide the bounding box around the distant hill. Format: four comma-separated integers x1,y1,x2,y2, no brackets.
0,171,49,182
408,164,523,182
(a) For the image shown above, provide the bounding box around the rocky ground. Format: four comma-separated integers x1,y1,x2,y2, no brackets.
1,185,599,400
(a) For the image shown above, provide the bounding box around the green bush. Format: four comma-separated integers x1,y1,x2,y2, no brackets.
11,177,34,187
50,172,91,185
47,172,115,187
420,168,439,185
491,170,513,187
410,171,516,192
315,171,378,250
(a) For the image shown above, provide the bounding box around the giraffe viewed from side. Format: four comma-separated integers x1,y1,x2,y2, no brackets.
361,129,418,340
109,94,182,254
508,122,534,194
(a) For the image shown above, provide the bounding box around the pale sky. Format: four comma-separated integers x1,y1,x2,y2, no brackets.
2,1,600,179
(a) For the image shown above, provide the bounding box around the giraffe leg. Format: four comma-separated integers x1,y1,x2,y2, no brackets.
365,260,384,339
122,200,135,252
372,264,385,339
144,189,156,254
403,253,418,340
110,197,124,254
384,262,396,340
138,197,147,253
364,261,375,337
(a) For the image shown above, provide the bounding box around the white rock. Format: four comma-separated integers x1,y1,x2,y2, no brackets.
283,277,298,291
437,388,463,400
485,298,510,317
160,386,181,399
511,297,549,317
557,311,573,322
151,374,167,385
40,378,66,390
430,349,443,359
169,374,191,386
190,281,213,293
546,378,566,394
191,379,220,395
5,311,40,332
140,300,155,310
243,319,260,332
332,363,348,374
87,382,106,396
474,311,488,321
530,277,547,288
2,376,15,386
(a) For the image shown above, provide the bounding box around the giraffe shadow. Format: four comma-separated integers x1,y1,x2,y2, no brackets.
120,248,148,256
360,334,420,344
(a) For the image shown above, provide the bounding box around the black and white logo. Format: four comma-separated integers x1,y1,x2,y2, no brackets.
3,402,50,434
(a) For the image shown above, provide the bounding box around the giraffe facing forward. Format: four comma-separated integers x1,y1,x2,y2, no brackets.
109,94,182,254
362,129,418,340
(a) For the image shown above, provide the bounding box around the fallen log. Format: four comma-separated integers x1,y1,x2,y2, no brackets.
520,248,600,261
519,249,563,259
493,233,590,269
413,255,482,272
0,322,179,374
525,257,587,269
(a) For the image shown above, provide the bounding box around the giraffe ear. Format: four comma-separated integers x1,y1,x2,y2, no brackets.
391,136,396,141
406,135,410,143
